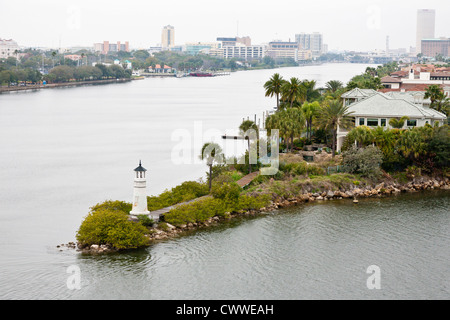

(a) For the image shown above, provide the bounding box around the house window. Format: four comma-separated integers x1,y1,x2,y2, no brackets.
359,118,365,126
367,119,379,126
407,119,417,127
380,119,386,127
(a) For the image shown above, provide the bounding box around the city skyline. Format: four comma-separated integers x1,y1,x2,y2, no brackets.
0,0,449,52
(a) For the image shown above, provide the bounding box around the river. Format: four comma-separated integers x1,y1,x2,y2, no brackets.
0,63,448,300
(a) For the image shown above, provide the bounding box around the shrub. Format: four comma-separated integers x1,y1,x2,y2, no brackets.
164,193,271,227
90,200,132,214
137,214,154,227
147,180,209,211
76,209,149,250
211,181,242,201
342,145,383,177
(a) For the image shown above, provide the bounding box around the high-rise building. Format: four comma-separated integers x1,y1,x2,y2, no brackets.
421,38,450,58
295,32,323,58
162,25,175,48
416,9,435,55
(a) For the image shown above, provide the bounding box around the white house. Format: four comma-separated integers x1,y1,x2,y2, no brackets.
337,92,447,151
341,88,377,106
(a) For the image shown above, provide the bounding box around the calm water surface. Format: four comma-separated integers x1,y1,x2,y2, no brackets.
0,64,448,299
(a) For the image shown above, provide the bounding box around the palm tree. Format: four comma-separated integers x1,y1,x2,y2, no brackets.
389,116,409,129
265,108,305,153
200,142,224,191
347,126,374,148
51,51,57,68
239,120,259,173
302,101,320,142
325,80,344,93
264,73,286,110
281,77,305,108
302,80,321,102
316,99,354,158
424,85,449,115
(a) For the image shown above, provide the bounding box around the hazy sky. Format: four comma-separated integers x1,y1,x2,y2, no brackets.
1,0,449,51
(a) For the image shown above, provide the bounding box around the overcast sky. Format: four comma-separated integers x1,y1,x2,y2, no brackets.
1,0,449,51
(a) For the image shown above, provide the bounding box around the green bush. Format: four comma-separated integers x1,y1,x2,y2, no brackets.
342,145,383,177
211,180,242,201
283,161,325,176
147,180,209,211
164,193,270,227
76,209,149,250
90,200,132,214
137,214,154,227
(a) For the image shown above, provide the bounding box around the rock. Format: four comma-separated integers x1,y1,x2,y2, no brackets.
353,199,359,204
375,182,385,190
166,223,176,230
313,193,320,197
316,196,323,200
326,190,335,198
90,244,99,250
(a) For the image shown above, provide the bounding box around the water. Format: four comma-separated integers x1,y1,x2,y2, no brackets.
0,63,448,299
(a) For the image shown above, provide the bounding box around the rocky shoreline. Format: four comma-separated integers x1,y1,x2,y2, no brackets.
73,175,450,254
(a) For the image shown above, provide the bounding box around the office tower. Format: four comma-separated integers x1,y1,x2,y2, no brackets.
416,9,435,54
162,25,175,48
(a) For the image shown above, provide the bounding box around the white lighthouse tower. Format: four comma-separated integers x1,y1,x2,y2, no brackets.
130,161,150,216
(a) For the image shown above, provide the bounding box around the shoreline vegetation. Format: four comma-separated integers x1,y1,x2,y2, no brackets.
71,61,449,254
74,171,450,254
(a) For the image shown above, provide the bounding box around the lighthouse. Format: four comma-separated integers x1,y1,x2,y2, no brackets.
130,161,150,216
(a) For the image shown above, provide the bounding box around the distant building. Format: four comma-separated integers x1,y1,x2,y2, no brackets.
416,9,435,55
0,38,19,59
297,50,312,61
94,41,130,54
162,25,175,48
216,36,251,47
266,41,300,61
222,44,265,60
421,38,450,58
295,32,323,58
64,54,82,61
185,42,221,55
147,64,173,73
217,37,238,47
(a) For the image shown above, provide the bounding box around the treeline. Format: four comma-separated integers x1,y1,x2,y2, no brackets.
0,64,132,86
44,64,132,83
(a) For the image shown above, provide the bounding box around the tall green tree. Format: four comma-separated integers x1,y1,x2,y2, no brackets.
325,80,344,93
281,77,306,108
424,85,449,115
301,101,320,142
264,73,286,110
316,99,354,157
